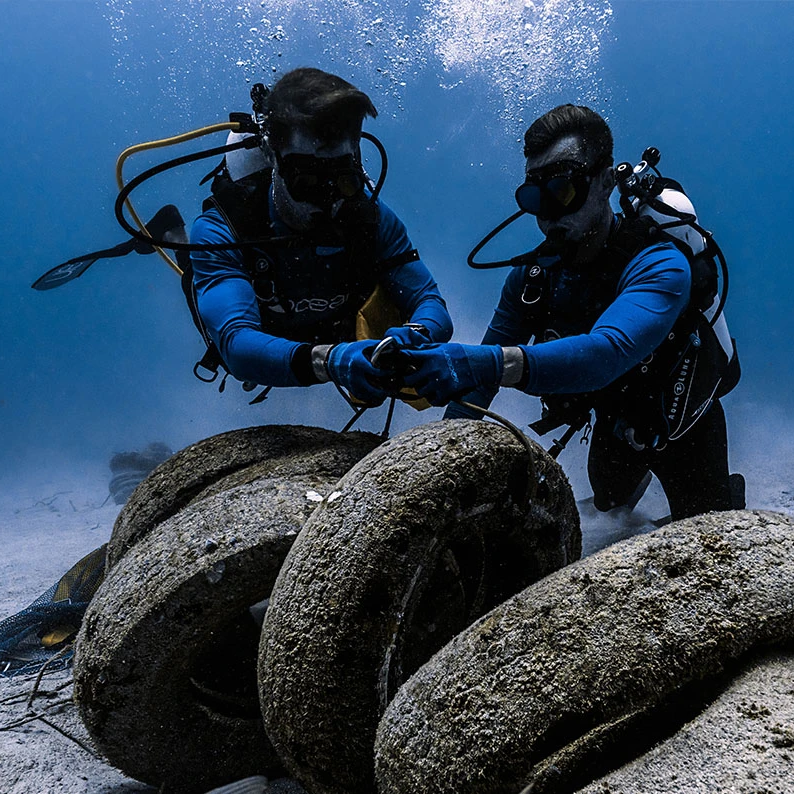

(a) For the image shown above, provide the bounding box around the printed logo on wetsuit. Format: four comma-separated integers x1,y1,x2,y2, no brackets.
261,294,349,314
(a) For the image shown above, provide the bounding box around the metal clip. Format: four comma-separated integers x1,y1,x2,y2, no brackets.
521,284,543,305
370,336,397,368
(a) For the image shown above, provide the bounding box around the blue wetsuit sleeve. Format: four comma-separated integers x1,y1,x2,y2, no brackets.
190,208,303,387
377,200,453,342
518,242,691,394
444,267,533,419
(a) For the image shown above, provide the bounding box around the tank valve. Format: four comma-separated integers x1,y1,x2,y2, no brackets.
642,146,661,167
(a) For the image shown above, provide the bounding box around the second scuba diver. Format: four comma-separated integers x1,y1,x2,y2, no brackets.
399,104,743,522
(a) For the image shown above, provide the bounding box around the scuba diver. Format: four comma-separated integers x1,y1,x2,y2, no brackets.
188,67,452,404
34,67,452,415
18,67,453,681
399,104,743,522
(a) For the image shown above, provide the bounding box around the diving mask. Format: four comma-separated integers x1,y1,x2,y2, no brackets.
275,151,366,210
515,158,608,221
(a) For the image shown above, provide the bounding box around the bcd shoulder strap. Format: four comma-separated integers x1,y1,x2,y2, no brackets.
203,167,274,253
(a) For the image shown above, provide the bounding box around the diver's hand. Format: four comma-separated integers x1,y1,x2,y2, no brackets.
383,324,432,349
325,340,392,405
402,343,503,406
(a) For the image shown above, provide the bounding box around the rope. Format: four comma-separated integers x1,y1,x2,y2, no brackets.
25,646,72,709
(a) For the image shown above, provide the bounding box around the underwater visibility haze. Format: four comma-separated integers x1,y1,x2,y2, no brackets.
1,0,793,525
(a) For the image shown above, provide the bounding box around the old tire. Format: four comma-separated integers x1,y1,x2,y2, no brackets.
75,475,339,793
374,510,794,794
258,419,580,794
573,649,794,794
107,425,380,567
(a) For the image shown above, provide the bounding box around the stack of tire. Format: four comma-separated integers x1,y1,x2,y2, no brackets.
73,420,581,793
74,421,794,794
374,508,794,794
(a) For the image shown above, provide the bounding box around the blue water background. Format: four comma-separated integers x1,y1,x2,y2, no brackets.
1,1,792,504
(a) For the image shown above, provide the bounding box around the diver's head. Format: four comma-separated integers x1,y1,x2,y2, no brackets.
517,105,615,259
265,68,377,231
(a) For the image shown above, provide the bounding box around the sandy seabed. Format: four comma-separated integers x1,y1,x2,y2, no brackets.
1,416,792,794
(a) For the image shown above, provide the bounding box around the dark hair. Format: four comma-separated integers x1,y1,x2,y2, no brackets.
265,67,377,151
523,104,613,169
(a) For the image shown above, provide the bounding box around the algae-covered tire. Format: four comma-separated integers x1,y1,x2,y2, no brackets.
574,649,794,794
107,425,380,567
258,419,580,794
75,475,340,794
374,510,794,794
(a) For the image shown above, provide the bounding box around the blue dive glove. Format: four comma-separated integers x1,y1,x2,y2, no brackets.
325,340,392,405
383,324,432,349
402,343,503,406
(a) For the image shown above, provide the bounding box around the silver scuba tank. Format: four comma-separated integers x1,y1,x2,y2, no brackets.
617,151,734,363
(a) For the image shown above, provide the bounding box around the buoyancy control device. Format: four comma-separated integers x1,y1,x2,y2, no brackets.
607,147,740,449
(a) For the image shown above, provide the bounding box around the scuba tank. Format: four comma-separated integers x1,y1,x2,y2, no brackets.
615,147,735,374
606,148,740,447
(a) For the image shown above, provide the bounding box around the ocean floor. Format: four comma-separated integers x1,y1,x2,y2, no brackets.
1,408,792,793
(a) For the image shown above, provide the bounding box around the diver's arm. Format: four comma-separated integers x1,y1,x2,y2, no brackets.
515,243,690,394
193,278,307,387
404,243,690,408
383,259,453,341
444,267,533,418
190,210,307,387
376,200,453,342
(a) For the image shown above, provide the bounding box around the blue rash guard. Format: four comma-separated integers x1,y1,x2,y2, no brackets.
456,229,690,411
191,193,452,387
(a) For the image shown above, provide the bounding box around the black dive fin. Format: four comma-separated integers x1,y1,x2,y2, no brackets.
32,205,185,290
132,204,186,254
31,240,136,290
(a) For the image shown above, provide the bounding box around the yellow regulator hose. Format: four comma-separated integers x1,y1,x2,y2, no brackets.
115,121,243,275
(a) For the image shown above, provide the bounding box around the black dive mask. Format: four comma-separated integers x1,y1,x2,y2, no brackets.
275,151,366,212
515,159,606,221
